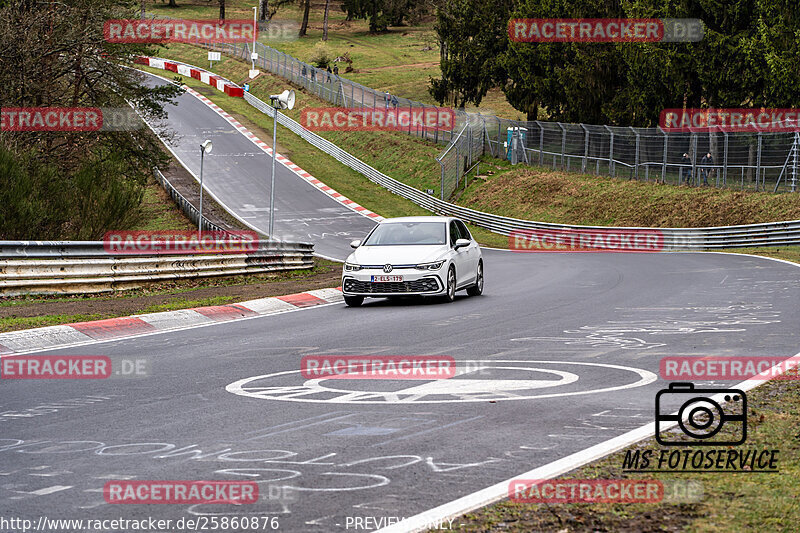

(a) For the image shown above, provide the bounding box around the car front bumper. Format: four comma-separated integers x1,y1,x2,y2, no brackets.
342,269,445,297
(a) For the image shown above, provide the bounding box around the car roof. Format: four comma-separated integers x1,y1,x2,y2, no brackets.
380,216,455,224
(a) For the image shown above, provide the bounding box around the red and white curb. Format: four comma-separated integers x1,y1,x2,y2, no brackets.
137,56,384,224
0,288,343,356
134,56,244,97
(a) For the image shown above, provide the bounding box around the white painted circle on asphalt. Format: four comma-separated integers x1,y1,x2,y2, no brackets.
225,360,657,404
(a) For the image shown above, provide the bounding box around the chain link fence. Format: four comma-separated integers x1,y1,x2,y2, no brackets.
491,120,800,193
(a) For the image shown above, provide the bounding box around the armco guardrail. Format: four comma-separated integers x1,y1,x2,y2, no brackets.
242,91,800,249
0,241,313,296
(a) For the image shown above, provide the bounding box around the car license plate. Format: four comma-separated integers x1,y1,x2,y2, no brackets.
371,275,403,282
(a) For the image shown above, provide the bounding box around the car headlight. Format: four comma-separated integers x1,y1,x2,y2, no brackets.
415,260,445,270
344,262,362,272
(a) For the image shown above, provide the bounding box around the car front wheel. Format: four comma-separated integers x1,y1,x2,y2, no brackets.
467,261,483,296
442,266,456,303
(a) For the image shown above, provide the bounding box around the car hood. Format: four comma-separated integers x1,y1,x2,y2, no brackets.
347,245,448,266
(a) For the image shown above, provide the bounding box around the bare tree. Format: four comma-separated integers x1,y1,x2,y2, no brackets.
218,0,225,20
322,0,330,41
259,0,268,21
299,0,310,36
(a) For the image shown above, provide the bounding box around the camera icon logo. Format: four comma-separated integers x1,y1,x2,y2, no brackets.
655,382,747,446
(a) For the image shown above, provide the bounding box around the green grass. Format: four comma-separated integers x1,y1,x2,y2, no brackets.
1,314,108,332
717,247,800,265
128,178,197,232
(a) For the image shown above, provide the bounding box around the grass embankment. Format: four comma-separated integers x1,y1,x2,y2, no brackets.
460,162,800,227
129,178,196,232
452,377,800,532
146,0,520,117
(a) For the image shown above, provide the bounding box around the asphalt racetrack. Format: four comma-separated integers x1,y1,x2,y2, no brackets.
140,71,378,260
1,73,799,532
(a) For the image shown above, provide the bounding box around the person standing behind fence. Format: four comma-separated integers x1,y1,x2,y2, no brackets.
310,66,316,82
700,152,713,186
333,64,339,76
385,92,391,109
302,64,307,78
326,65,332,82
391,95,398,109
680,153,691,184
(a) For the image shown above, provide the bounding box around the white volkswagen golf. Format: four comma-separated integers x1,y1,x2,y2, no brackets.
341,216,484,307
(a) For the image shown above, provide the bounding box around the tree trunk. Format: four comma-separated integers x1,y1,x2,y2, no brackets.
259,0,269,21
168,0,177,7
322,0,330,41
219,0,225,21
299,0,310,37
141,0,146,18
526,103,538,122
369,0,377,32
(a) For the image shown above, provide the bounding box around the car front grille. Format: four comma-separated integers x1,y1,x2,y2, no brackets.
344,278,440,294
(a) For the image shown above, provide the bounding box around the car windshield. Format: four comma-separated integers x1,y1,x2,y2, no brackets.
363,222,446,246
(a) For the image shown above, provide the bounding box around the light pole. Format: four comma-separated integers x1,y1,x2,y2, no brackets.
199,139,213,237
267,89,295,239
252,6,257,71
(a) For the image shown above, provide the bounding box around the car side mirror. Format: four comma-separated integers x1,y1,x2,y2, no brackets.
454,238,470,250
349,240,361,249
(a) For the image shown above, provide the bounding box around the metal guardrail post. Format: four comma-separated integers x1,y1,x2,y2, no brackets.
756,132,763,191
536,121,544,165
660,127,668,184
604,125,615,177
581,124,589,173
632,127,640,180
723,131,729,186
558,122,566,169
440,160,446,200
793,132,799,192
